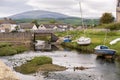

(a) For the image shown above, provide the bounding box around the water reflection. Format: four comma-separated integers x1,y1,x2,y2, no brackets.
95,56,119,80
96,56,115,63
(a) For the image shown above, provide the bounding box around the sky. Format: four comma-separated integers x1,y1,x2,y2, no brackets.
0,0,117,18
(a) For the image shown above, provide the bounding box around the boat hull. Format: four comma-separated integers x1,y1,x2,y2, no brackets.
64,39,71,42
77,41,91,46
95,49,116,55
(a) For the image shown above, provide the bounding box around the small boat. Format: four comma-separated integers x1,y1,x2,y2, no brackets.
76,1,91,46
110,38,120,45
63,36,71,42
94,45,116,56
77,36,91,46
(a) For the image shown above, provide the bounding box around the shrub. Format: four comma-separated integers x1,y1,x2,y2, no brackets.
102,22,120,30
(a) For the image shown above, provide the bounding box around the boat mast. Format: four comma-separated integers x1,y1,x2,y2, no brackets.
103,30,107,45
79,1,85,35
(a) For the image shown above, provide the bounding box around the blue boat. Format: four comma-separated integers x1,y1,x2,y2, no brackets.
63,36,71,42
94,45,116,56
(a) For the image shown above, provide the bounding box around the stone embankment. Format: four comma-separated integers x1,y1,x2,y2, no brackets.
0,60,20,80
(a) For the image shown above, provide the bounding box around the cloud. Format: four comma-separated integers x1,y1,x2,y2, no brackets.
0,0,117,18
0,0,33,17
27,0,116,18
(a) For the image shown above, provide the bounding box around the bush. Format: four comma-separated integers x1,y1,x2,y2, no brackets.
102,22,120,30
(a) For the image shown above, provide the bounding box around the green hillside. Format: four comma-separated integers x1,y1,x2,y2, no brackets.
15,17,99,27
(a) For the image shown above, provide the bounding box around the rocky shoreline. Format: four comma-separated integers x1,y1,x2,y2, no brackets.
0,60,20,80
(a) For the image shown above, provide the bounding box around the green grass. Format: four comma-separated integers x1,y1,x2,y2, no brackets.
0,43,29,56
0,46,17,56
15,56,52,74
14,56,66,74
0,43,12,48
13,45,29,53
56,30,120,55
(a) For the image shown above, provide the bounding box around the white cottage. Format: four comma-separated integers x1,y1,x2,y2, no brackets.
19,23,38,32
38,24,46,30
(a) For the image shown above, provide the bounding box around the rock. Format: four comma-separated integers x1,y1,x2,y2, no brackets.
74,66,89,70
0,60,20,80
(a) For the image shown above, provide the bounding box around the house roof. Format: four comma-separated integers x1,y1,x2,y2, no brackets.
39,24,55,29
19,23,34,29
0,18,16,24
39,23,73,29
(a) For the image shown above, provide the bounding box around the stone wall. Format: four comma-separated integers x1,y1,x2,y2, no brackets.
0,60,20,80
0,32,33,46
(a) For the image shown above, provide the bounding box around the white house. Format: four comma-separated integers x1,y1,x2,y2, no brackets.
10,24,20,32
38,24,46,30
0,24,20,33
0,25,5,33
38,24,74,32
32,24,38,31
19,23,38,32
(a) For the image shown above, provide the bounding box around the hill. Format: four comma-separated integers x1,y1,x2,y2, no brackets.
8,10,99,26
9,10,69,19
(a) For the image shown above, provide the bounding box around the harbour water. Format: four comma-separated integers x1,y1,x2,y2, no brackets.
0,50,120,80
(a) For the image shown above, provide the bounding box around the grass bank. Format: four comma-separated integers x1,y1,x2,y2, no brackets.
14,56,66,74
55,29,120,55
0,43,29,56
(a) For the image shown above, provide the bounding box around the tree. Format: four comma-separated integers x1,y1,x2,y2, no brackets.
100,13,114,24
49,19,57,24
31,20,39,27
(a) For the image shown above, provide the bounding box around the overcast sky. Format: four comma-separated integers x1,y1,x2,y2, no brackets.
0,0,117,18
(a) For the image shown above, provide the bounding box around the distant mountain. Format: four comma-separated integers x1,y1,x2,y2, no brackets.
9,10,70,19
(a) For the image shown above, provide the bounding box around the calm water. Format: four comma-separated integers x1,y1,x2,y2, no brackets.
0,50,120,80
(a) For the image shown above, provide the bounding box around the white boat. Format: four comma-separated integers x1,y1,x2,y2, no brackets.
77,36,91,45
110,38,120,45
76,1,91,46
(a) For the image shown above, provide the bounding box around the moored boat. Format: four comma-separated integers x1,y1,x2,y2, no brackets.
63,35,72,42
94,45,116,56
77,36,91,46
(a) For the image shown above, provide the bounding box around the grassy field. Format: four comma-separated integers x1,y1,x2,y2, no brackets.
55,29,120,55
